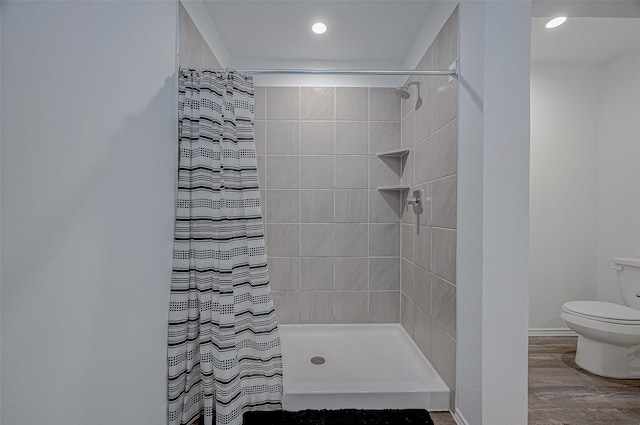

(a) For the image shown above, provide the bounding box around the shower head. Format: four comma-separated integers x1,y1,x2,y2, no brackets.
395,86,411,99
395,80,422,109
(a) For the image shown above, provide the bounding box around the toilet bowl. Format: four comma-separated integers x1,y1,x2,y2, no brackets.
561,257,640,379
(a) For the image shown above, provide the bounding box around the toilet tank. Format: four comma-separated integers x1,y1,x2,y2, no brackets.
613,257,640,310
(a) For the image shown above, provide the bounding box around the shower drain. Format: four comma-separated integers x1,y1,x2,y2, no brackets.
310,356,325,365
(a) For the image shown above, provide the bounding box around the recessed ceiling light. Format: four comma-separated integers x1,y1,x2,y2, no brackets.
545,16,567,29
312,22,327,35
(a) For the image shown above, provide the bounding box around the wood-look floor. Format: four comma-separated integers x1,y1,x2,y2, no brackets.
431,336,640,425
529,336,640,424
430,411,457,425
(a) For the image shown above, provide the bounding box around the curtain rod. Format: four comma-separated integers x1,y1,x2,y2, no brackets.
181,68,456,77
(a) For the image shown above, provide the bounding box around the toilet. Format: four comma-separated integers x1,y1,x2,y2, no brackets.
561,257,640,379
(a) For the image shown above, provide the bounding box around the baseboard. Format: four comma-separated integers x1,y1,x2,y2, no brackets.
453,409,470,425
528,328,577,337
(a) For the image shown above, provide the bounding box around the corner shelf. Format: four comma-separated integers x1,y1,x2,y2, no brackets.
376,185,410,191
375,147,411,192
376,148,410,158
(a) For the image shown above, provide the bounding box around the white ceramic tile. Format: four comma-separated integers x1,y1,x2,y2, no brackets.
266,156,299,189
335,156,368,189
266,190,300,223
401,223,415,262
334,223,368,257
369,190,402,223
334,258,368,291
414,226,431,271
335,121,368,155
369,121,401,153
301,291,334,323
301,223,334,257
431,276,456,338
268,257,300,291
254,120,266,155
301,87,334,120
401,259,415,299
413,138,430,185
369,291,400,323
427,118,457,181
272,291,300,324
301,190,334,223
301,121,334,155
369,258,400,290
336,87,368,121
334,190,368,222
413,306,432,358
300,257,334,290
254,86,266,120
334,292,368,323
432,77,458,133
413,265,431,313
432,228,456,283
401,111,415,149
430,325,456,390
431,175,457,229
301,156,334,189
369,223,400,256
266,87,300,120
370,88,400,121
401,294,417,338
266,223,299,257
266,121,300,155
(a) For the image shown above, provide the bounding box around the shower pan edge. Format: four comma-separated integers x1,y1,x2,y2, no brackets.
278,323,450,412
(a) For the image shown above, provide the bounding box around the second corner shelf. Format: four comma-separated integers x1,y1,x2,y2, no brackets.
376,185,410,191
376,148,410,158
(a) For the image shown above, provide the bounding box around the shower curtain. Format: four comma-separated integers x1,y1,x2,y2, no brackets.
168,69,283,425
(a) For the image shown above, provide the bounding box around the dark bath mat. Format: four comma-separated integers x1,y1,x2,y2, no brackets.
243,409,434,425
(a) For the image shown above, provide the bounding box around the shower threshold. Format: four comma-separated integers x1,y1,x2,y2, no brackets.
278,324,450,411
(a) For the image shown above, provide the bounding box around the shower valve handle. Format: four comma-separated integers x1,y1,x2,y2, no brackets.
406,189,424,214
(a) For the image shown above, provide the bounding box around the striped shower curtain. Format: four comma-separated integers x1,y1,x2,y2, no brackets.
168,69,283,425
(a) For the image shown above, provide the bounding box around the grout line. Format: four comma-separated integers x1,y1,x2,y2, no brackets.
297,87,303,322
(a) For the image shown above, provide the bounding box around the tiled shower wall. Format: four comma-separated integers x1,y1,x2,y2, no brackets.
399,8,458,401
254,87,406,324
178,3,220,68
179,2,458,398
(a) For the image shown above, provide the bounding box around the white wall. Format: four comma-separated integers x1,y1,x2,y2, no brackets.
529,65,600,329
457,1,531,424
1,2,178,424
529,46,640,329
596,47,640,303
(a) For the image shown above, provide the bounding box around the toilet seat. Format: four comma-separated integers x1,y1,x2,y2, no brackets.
562,301,640,325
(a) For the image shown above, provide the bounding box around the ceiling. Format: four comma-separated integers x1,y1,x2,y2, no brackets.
531,17,640,64
202,1,440,69
187,1,640,83
185,0,457,86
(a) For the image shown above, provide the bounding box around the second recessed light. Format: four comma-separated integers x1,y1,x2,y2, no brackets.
312,22,327,35
546,16,567,29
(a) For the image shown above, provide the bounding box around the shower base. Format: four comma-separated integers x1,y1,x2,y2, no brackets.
278,324,450,411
